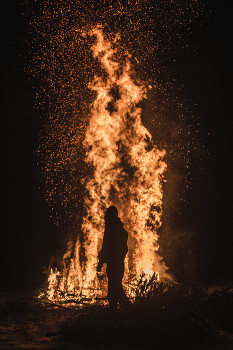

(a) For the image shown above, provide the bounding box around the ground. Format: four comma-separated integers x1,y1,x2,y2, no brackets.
0,290,233,350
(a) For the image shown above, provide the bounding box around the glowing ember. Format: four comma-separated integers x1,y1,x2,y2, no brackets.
44,27,169,303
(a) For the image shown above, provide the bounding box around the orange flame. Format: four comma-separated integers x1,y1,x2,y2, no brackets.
45,27,169,303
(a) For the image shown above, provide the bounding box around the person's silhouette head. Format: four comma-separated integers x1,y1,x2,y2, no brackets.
105,206,118,224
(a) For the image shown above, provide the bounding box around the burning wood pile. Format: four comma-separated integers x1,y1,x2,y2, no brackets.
40,27,170,305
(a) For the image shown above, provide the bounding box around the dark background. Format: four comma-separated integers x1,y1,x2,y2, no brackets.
3,0,233,290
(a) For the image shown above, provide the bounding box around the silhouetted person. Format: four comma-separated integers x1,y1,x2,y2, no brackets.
97,206,131,310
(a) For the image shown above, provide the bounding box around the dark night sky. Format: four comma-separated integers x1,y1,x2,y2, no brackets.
3,0,233,291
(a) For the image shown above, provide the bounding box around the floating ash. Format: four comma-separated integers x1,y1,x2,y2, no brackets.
41,27,170,304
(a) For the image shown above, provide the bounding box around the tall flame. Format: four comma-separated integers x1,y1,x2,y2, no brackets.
46,27,168,302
